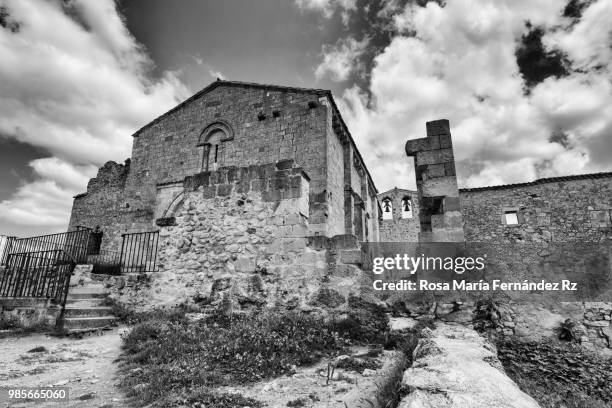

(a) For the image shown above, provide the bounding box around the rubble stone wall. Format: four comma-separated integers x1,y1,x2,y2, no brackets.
460,175,612,243
68,160,153,252
99,162,371,313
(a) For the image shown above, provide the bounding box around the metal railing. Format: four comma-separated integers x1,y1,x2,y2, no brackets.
120,231,159,273
0,235,17,266
9,229,92,264
0,250,75,305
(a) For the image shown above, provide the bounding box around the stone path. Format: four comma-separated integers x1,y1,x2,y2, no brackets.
0,328,127,408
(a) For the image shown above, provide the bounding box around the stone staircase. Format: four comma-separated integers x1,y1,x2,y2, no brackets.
62,286,117,335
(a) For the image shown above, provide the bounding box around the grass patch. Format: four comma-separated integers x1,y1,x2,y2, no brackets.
497,338,612,408
119,310,354,407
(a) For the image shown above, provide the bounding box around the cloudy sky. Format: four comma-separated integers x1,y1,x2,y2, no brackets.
0,0,611,236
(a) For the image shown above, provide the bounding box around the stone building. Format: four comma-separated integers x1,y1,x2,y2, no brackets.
69,80,381,252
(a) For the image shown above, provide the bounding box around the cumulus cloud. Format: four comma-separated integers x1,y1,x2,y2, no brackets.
0,158,96,226
0,0,189,231
295,0,357,24
333,0,612,190
315,36,369,81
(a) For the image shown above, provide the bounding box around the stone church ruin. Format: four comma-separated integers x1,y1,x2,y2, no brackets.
1,80,611,350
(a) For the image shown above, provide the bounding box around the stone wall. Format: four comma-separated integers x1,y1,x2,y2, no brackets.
151,161,318,311
0,299,61,330
460,174,612,243
378,188,420,242
324,98,346,237
68,160,153,252
99,161,371,313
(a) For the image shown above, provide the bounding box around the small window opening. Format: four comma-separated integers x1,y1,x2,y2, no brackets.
382,198,393,220
504,211,519,225
401,197,413,219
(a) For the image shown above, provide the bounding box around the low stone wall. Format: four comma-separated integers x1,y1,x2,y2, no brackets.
0,298,61,329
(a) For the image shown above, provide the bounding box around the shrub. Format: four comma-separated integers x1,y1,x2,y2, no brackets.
328,295,389,343
112,302,195,325
335,356,381,372
119,310,350,406
152,389,263,408
497,338,612,408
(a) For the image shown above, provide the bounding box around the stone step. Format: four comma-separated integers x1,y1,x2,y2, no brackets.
69,286,108,294
63,316,117,330
65,298,108,307
64,307,114,318
66,291,109,300
65,327,114,337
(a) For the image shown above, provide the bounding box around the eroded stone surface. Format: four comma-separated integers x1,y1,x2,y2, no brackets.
399,323,540,408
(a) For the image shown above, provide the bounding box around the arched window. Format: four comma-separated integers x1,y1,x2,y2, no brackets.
401,196,413,219
382,197,393,220
197,121,234,172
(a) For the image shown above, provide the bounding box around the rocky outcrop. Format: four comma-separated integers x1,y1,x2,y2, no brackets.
399,323,540,408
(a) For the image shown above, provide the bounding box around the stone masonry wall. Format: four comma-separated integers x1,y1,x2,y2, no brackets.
324,99,345,237
114,162,330,311
460,174,612,243
99,161,378,314
68,160,153,252
405,119,464,242
459,174,612,351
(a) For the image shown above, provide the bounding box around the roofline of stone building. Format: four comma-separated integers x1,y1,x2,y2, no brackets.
377,187,417,197
459,171,612,192
131,79,379,194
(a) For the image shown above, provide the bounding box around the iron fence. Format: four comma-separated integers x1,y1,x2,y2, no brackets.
9,229,92,263
120,231,159,273
0,235,17,266
0,250,75,305
88,249,122,275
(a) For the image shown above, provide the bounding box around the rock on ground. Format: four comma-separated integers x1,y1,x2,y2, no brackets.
399,323,540,408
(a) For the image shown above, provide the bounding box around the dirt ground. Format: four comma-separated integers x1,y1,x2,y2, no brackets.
220,346,402,408
0,328,127,408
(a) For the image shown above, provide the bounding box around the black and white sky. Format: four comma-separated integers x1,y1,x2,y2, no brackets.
0,0,611,236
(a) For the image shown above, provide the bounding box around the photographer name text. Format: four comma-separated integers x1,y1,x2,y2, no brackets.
372,279,578,291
